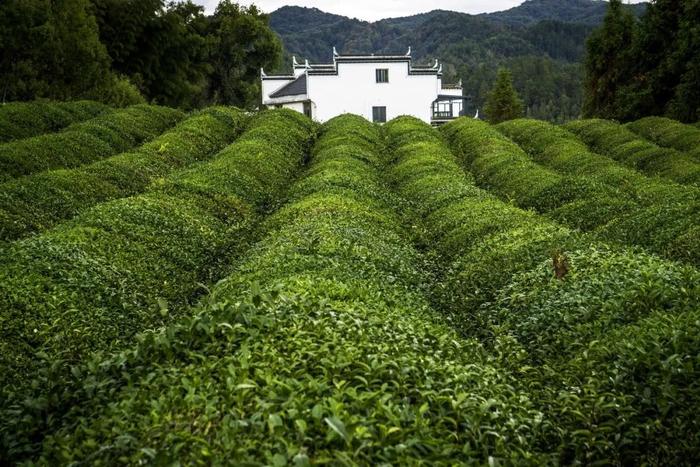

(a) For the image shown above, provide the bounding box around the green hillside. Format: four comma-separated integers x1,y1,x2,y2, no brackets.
1,105,699,464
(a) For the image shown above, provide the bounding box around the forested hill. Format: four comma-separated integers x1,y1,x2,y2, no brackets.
481,0,645,25
270,0,647,122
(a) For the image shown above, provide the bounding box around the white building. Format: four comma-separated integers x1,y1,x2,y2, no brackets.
261,47,465,125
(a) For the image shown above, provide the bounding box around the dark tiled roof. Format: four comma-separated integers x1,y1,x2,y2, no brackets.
270,74,307,98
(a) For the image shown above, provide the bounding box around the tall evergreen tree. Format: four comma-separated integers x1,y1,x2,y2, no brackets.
582,0,636,119
484,68,524,123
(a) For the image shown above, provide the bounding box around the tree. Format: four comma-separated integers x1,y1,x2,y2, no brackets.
206,1,282,108
0,0,112,102
649,0,700,122
667,1,700,122
484,68,524,123
90,0,211,108
582,0,636,119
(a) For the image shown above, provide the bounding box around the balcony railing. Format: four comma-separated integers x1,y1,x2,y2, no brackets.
432,111,453,119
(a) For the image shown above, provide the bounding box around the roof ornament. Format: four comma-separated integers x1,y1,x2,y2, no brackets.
432,59,439,69
304,59,310,68
260,68,267,78
333,46,339,57
292,55,299,67
458,78,463,87
406,46,412,56
438,64,443,74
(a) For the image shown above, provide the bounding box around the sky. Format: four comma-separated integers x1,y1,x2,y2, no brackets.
193,0,646,22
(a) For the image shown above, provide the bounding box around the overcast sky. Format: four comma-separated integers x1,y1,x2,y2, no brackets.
193,0,646,22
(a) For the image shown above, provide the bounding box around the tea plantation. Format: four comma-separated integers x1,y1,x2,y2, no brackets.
0,102,699,465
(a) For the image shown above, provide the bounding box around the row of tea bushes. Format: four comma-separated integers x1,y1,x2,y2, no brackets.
0,101,111,143
0,104,184,181
442,118,699,266
627,116,700,158
565,118,700,185
0,110,315,413
385,116,700,464
7,114,554,464
495,119,698,204
0,107,246,241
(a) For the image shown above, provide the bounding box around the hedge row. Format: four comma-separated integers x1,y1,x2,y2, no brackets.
0,107,247,241
565,118,700,185
627,116,700,159
442,118,699,265
387,116,700,464
0,109,315,411
0,104,184,182
5,114,555,464
0,100,111,143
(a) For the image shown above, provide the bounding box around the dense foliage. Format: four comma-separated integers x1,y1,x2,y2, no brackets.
0,105,183,182
2,110,698,464
3,114,556,464
394,116,700,463
0,101,110,143
565,118,700,185
626,116,700,159
0,0,115,103
0,110,316,461
584,0,700,122
441,117,699,266
0,107,247,241
0,0,281,109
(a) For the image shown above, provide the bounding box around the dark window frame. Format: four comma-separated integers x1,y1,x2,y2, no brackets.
372,106,387,123
375,68,389,83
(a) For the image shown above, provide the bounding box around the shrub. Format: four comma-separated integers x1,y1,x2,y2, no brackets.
565,118,700,185
0,107,247,241
0,104,184,181
0,109,315,410
627,116,700,158
0,100,110,143
94,75,146,107
442,117,699,265
388,115,700,464
5,114,552,465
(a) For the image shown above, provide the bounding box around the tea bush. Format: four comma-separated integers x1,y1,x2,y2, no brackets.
0,100,110,143
565,118,700,185
0,107,246,241
3,114,556,465
0,109,315,406
442,118,699,265
627,116,700,159
0,104,184,181
388,116,700,463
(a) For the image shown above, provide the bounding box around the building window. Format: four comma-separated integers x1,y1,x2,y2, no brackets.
372,106,387,123
303,101,312,118
375,69,389,83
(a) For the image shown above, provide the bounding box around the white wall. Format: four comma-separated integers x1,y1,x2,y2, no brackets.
441,88,463,97
308,61,438,123
261,78,293,102
282,102,305,114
